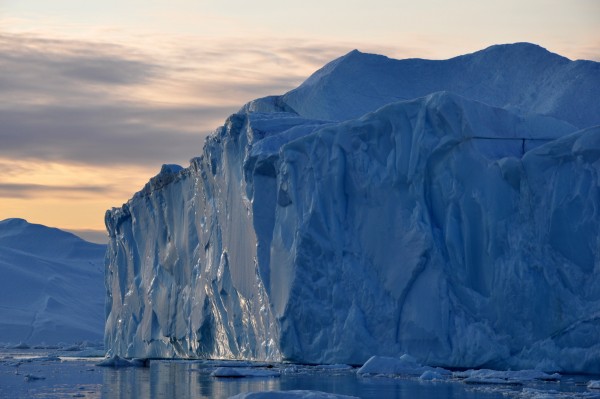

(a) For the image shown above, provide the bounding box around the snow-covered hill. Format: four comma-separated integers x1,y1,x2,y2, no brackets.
0,218,106,346
104,43,600,373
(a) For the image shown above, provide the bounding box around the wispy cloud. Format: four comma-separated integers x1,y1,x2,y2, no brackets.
0,183,109,199
0,104,228,166
63,228,108,244
0,33,160,103
0,31,366,229
0,33,387,173
0,1,597,234
11,28,595,232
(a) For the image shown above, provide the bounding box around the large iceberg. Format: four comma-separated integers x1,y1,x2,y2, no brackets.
105,43,600,373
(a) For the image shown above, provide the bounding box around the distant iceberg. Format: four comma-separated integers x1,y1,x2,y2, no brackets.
0,218,106,345
105,43,600,373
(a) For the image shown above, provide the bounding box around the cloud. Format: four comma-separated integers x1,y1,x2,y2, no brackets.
0,30,444,231
0,104,230,167
0,183,110,199
64,228,108,244
0,33,160,103
0,33,366,170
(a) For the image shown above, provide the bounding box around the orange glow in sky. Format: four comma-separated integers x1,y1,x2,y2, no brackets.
1,0,598,242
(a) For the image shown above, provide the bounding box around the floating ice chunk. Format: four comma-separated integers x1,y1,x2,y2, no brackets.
455,369,560,385
95,355,147,368
588,380,600,389
211,367,280,378
514,388,598,399
229,390,359,399
315,364,353,370
419,370,444,381
197,360,264,368
357,355,450,377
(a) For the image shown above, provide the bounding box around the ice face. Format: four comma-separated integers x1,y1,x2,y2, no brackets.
104,44,600,373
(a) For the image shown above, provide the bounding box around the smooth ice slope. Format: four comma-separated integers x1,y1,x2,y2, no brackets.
283,43,600,128
105,44,600,373
0,218,106,345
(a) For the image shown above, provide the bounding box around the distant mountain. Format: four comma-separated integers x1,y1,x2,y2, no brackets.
282,43,600,128
0,218,105,345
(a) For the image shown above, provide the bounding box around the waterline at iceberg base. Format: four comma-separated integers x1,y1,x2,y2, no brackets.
104,43,600,374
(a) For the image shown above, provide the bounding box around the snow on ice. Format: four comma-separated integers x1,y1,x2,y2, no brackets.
104,43,600,373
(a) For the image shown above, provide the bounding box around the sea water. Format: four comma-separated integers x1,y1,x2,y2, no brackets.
0,349,597,399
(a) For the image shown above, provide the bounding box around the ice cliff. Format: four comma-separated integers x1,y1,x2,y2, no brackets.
105,43,600,373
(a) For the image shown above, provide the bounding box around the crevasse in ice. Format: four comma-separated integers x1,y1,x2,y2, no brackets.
104,43,600,373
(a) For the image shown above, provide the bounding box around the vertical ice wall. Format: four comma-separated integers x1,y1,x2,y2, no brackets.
105,45,600,372
105,103,290,360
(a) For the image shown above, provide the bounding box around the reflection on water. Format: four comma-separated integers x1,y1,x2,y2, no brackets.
99,361,509,399
0,350,593,399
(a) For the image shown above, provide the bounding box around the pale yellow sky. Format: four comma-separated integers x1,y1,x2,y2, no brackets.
0,1,598,242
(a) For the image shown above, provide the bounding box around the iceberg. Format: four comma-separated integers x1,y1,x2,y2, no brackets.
0,218,106,345
104,43,600,373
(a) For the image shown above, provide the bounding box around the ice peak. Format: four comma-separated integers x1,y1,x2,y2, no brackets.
345,49,362,56
338,49,387,62
481,42,557,55
0,217,105,259
464,42,570,64
0,217,29,227
281,42,598,127
159,164,183,175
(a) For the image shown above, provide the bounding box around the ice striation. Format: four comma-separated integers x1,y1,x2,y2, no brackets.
105,43,600,373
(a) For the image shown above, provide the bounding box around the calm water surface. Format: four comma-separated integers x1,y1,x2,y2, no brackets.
0,350,596,399
102,361,506,399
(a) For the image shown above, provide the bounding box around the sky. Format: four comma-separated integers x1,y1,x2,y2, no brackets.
1,0,599,243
